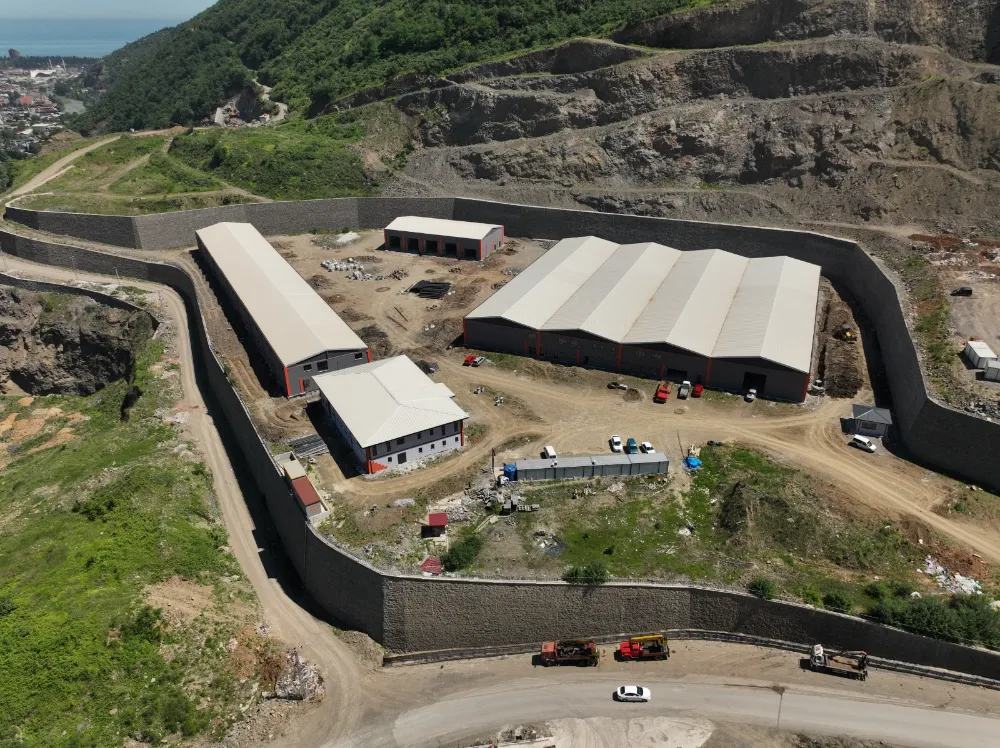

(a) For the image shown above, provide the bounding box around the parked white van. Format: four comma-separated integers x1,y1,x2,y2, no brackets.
850,435,877,453
543,445,558,459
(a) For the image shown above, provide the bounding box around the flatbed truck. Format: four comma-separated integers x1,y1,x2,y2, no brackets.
540,639,600,667
809,644,868,681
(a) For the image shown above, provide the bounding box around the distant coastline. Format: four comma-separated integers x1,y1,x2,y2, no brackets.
3,18,183,58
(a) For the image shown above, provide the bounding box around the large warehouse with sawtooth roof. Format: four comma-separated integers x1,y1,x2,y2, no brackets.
464,237,821,402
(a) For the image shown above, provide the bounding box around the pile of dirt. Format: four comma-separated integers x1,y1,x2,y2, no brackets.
815,284,866,398
335,630,384,669
0,287,154,396
307,274,332,291
359,324,393,358
340,307,374,323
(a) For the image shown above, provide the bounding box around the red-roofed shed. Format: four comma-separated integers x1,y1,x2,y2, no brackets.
291,476,324,517
422,512,448,538
420,556,443,575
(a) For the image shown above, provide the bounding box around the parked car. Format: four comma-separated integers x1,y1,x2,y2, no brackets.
640,441,655,453
542,445,558,459
463,354,476,366
745,388,757,402
951,286,973,297
608,381,628,390
471,356,487,367
610,435,623,453
653,381,671,403
677,380,692,399
614,685,652,703
625,438,639,455
692,383,704,398
850,435,877,453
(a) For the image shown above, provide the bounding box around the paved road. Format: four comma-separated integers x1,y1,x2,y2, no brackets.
333,678,1000,748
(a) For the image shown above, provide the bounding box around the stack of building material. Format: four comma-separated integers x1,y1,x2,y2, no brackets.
409,280,452,299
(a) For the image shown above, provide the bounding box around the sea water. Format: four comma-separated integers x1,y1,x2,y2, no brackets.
1,18,183,58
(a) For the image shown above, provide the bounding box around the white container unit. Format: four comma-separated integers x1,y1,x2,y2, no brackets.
964,340,997,369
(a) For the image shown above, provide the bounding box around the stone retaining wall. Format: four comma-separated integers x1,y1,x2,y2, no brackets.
3,227,1000,681
0,272,159,323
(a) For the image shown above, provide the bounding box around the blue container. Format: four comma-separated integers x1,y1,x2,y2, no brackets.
503,463,518,481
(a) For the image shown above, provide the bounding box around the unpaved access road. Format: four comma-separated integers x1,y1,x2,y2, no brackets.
5,135,120,200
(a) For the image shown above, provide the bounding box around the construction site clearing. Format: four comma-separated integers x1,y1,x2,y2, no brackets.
186,227,998,592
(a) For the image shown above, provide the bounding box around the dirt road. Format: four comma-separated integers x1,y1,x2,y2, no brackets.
5,136,120,200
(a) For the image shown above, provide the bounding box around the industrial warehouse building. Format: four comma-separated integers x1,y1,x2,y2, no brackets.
384,216,504,260
196,222,370,397
465,237,821,402
314,355,469,474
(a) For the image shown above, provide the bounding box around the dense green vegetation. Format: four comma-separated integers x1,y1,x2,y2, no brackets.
169,115,373,199
0,332,259,744
563,561,610,585
441,533,485,571
868,587,1000,649
75,0,718,131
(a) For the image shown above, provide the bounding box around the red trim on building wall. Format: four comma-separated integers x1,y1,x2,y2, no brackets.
705,358,713,385
536,331,542,356
401,231,406,252
479,239,484,260
524,339,529,355
660,363,665,378
438,235,444,256
298,377,305,394
616,344,623,371
383,229,387,249
366,349,372,363
576,347,580,364
283,367,292,397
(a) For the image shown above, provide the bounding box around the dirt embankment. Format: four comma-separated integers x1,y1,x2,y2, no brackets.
0,287,154,395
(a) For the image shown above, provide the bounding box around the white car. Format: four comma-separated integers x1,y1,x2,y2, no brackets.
610,435,623,453
640,441,655,454
850,435,877,453
745,388,757,402
614,685,652,702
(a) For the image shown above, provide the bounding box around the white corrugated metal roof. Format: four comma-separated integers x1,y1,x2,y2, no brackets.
466,237,820,373
467,236,619,329
543,243,680,341
197,223,366,367
713,256,820,371
313,356,468,448
385,216,502,241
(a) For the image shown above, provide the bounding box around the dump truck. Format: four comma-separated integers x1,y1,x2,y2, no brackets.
540,639,600,667
809,644,868,680
836,324,857,343
619,634,670,661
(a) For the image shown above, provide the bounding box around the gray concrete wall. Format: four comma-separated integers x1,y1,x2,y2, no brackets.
3,227,1000,680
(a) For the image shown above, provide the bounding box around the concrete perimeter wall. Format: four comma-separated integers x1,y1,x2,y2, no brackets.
3,227,1000,680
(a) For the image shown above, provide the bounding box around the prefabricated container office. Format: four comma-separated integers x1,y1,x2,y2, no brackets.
985,359,1000,382
964,340,997,369
196,222,370,397
384,216,504,260
466,237,821,403
513,452,669,481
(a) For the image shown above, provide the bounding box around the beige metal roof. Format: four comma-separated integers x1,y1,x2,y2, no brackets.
625,249,749,354
543,243,681,341
385,216,502,241
197,223,366,367
313,356,468,448
466,237,820,373
712,256,820,371
466,236,619,329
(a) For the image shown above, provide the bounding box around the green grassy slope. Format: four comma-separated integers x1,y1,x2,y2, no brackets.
75,0,717,132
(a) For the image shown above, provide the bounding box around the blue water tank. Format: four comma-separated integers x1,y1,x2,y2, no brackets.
503,463,517,481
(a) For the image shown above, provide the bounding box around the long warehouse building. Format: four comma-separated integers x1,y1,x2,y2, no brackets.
196,222,370,397
465,237,821,402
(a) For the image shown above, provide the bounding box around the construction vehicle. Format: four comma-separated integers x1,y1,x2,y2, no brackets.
619,634,670,661
808,644,868,681
540,639,600,667
677,381,692,399
653,381,671,403
836,324,857,343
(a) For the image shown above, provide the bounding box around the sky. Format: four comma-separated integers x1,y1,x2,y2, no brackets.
5,0,217,19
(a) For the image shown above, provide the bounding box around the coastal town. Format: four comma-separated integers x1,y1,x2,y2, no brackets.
1,52,89,154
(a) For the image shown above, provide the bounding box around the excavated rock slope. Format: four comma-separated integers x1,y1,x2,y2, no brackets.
381,9,1000,235
0,287,153,396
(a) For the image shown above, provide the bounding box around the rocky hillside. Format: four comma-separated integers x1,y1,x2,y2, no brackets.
0,287,154,395
366,0,1000,236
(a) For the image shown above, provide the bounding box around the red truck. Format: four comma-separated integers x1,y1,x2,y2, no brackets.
540,639,600,667
619,634,670,661
653,381,671,403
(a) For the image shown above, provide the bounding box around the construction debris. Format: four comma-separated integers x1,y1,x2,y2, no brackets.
273,649,324,701
409,280,452,299
921,555,982,594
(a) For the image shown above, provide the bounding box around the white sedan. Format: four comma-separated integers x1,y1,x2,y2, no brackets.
640,441,655,453
614,685,652,702
610,435,623,453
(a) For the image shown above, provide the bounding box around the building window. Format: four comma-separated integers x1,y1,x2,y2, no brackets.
318,361,329,371
652,353,661,360
417,431,422,438
637,351,645,358
303,364,313,371
558,337,567,344
396,438,404,445
387,456,393,462
419,447,423,453
454,437,459,443
354,352,364,360
429,427,435,436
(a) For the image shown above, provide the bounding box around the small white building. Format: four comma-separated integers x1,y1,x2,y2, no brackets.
964,340,997,369
314,356,469,474
383,216,504,260
850,404,893,438
985,359,1000,382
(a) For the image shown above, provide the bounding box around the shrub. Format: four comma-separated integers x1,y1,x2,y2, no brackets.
866,594,1000,648
0,595,15,618
822,591,853,614
564,561,609,585
441,533,484,572
799,585,822,606
748,577,777,600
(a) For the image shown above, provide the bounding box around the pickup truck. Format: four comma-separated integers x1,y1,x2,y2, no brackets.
677,381,692,399
653,382,670,403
